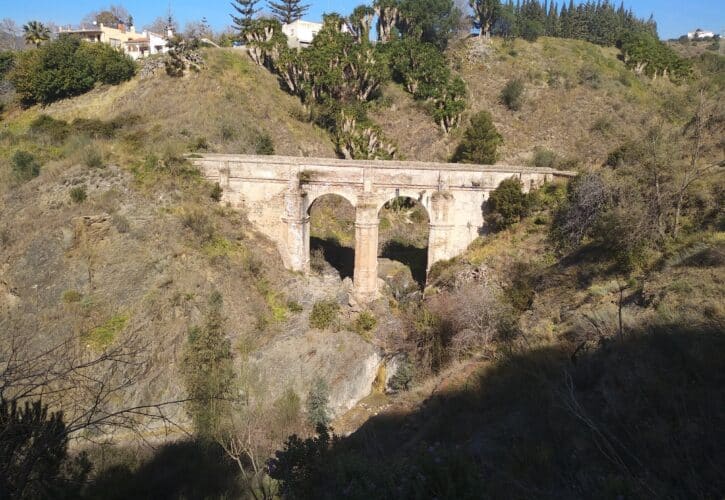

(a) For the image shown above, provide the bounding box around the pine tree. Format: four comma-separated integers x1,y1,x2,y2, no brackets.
231,0,260,33
268,0,310,24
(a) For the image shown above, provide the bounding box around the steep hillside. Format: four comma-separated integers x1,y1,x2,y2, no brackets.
0,38,722,498
0,49,353,441
373,37,695,165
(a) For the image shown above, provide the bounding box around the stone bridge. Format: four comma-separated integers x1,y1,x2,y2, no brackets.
190,154,575,302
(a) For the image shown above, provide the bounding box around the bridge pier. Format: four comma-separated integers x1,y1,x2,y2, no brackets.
282,187,310,273
427,191,454,274
353,195,379,303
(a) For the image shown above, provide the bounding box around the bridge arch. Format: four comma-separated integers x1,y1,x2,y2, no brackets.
306,190,358,213
378,196,431,288
308,193,356,280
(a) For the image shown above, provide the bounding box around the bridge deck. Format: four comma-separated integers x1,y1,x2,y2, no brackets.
190,154,577,177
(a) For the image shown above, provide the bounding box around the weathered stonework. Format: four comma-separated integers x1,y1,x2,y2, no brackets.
190,154,575,302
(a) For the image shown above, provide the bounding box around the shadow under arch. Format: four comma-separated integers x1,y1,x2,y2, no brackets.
378,196,430,287
307,193,356,280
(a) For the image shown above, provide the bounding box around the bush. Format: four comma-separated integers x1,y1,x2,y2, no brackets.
181,209,215,242
0,51,15,79
500,78,524,111
29,115,70,144
76,42,136,85
69,186,87,204
11,151,41,182
354,311,377,335
210,183,223,202
531,147,559,169
306,377,330,427
61,290,82,303
9,36,135,105
309,300,340,330
488,177,528,230
388,357,414,392
72,117,121,139
520,19,544,42
451,111,502,165
255,133,275,155
83,148,104,168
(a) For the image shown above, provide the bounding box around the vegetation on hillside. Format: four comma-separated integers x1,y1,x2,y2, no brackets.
0,1,722,497
9,36,135,105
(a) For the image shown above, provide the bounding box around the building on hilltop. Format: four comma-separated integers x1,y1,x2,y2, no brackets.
687,28,716,40
281,20,350,49
57,22,170,60
282,20,323,48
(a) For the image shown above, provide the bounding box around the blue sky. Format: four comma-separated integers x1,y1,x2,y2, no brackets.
2,0,723,40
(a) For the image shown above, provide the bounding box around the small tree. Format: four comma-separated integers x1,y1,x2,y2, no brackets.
470,0,501,39
451,111,502,164
306,376,330,427
230,0,260,34
268,0,310,24
22,21,50,48
0,398,91,498
182,291,236,439
488,177,528,230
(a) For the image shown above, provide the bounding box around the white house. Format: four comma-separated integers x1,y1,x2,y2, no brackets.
58,23,170,60
282,20,323,48
687,29,715,40
282,19,351,48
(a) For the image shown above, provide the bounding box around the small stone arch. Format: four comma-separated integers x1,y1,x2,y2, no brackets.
377,195,431,288
307,193,357,280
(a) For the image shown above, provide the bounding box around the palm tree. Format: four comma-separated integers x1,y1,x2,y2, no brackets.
23,21,50,48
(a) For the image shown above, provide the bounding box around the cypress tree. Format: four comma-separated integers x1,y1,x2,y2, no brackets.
268,0,310,24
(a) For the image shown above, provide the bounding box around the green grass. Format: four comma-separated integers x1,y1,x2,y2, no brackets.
83,314,128,351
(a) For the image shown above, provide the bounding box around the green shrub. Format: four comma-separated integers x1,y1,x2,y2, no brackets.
488,178,528,230
354,311,377,335
209,182,223,202
306,377,330,427
83,148,104,168
28,115,70,144
531,147,559,168
287,301,304,313
61,290,82,303
9,36,135,105
76,41,136,85
0,51,15,79
309,300,340,330
388,357,414,392
11,151,41,182
191,136,208,151
520,19,544,42
504,262,535,312
255,133,275,155
83,314,128,350
72,117,121,139
181,209,215,242
500,78,524,111
69,186,87,203
451,111,502,164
